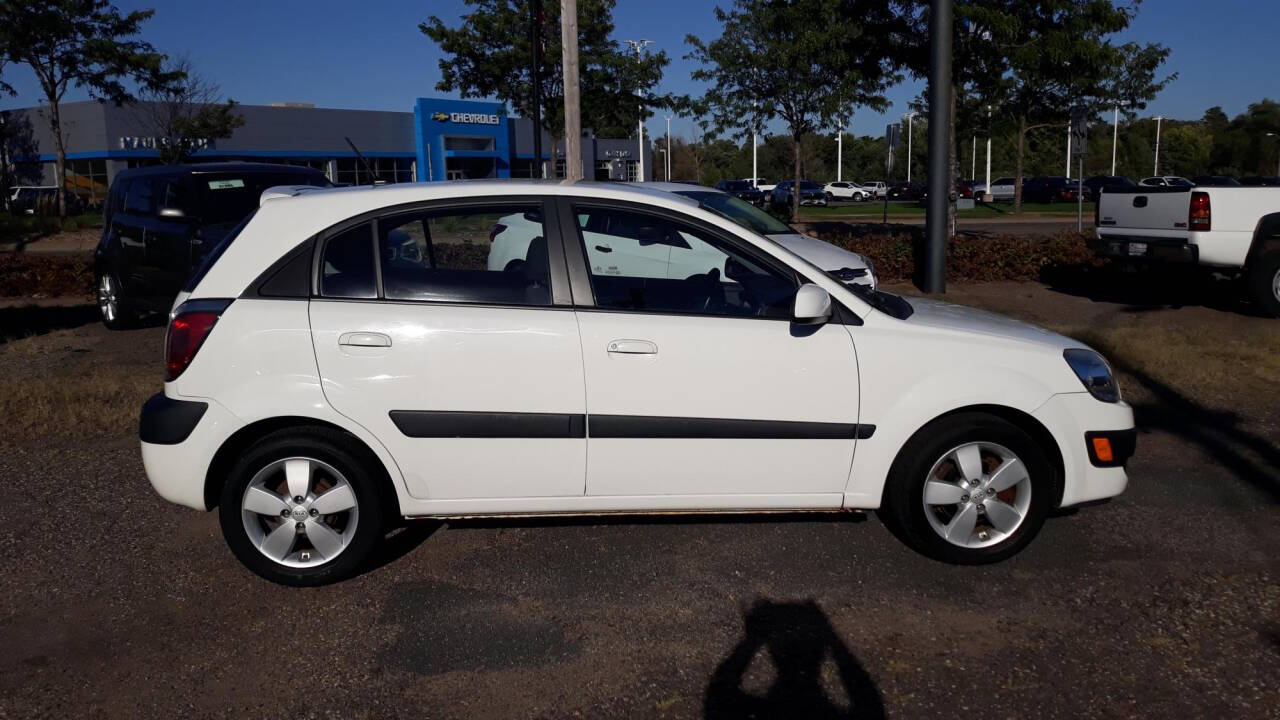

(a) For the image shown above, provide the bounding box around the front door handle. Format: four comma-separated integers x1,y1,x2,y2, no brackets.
339,332,392,348
594,244,613,253
607,339,657,355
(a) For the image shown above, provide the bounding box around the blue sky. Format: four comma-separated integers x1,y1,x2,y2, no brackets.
1,0,1276,140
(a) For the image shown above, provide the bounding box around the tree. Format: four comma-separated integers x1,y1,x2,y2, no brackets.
135,56,244,164
422,0,669,169
0,0,175,216
982,1,1173,211
686,0,900,220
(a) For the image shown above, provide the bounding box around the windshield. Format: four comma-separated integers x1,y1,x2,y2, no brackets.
675,190,794,235
195,171,330,226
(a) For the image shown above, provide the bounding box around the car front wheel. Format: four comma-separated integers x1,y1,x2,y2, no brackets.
219,428,386,585
880,413,1058,564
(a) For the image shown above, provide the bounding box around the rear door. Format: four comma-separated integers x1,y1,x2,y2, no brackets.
309,197,587,501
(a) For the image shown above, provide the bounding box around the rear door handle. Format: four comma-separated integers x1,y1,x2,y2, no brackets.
339,332,391,347
594,244,613,253
607,339,657,355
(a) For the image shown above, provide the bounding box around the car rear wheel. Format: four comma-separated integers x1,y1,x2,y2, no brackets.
1246,249,1280,318
219,429,386,586
880,412,1058,564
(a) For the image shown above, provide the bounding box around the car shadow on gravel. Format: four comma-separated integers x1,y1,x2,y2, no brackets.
1041,265,1266,317
705,599,885,719
0,303,99,343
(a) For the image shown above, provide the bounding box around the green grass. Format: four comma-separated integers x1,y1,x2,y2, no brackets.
798,201,1095,220
0,213,104,241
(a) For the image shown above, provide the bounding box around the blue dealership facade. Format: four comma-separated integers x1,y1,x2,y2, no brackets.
5,97,653,207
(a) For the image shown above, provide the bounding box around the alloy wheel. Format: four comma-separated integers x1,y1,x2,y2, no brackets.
98,275,117,323
240,456,360,568
921,441,1032,549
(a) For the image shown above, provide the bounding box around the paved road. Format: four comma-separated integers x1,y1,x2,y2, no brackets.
1,298,1276,718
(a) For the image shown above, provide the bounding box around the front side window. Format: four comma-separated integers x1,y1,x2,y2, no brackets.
377,206,551,306
574,205,796,319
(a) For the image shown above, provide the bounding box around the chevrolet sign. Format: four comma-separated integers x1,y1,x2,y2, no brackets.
432,111,500,125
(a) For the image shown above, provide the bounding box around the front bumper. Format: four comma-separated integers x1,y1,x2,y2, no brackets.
140,391,244,511
1090,234,1198,263
1032,393,1135,507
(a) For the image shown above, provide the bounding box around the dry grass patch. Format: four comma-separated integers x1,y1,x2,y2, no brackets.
0,372,155,446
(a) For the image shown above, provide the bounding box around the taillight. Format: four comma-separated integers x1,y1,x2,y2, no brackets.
165,299,231,381
1189,191,1211,231
489,223,507,243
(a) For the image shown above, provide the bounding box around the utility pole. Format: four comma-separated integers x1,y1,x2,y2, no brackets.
904,111,918,183
751,101,758,187
624,39,653,182
665,114,672,181
529,0,544,178
923,0,951,294
561,0,582,181
1153,116,1164,176
1111,106,1121,176
971,135,976,180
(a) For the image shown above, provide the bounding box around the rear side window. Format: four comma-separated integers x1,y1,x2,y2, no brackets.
377,205,550,306
320,224,377,299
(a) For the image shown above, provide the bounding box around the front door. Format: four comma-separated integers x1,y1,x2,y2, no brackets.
565,202,862,501
309,198,586,501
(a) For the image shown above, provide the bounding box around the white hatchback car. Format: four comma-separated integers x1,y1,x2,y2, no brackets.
823,182,871,202
142,180,1134,585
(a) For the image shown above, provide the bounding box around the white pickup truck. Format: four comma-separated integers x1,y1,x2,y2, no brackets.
1093,185,1280,316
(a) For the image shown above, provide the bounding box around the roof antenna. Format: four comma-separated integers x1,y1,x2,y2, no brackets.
344,136,385,185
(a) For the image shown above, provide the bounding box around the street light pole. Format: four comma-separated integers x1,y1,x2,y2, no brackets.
923,0,952,294
665,114,671,181
1065,121,1072,178
751,101,758,188
971,135,976,180
1153,116,1164,176
1111,106,1120,176
624,39,654,182
984,106,992,201
837,120,843,183
904,111,917,183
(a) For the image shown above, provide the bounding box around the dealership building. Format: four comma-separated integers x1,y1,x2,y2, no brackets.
4,97,654,206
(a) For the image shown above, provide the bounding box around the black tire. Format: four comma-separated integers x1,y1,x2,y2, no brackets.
96,270,138,330
219,428,387,586
1246,249,1280,318
879,412,1058,565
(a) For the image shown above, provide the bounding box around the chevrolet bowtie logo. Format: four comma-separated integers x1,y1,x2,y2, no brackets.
431,112,450,122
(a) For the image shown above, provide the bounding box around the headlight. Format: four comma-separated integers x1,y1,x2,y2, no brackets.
1063,349,1121,403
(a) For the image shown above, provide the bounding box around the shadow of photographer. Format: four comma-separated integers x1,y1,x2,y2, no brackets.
705,599,885,720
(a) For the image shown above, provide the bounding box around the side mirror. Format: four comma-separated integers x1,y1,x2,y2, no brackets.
792,283,832,325
158,207,186,219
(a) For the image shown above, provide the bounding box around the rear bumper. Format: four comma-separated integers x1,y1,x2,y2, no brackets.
140,392,243,511
1090,234,1198,263
1032,393,1135,507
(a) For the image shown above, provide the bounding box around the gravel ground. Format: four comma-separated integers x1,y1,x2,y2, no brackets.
0,282,1276,719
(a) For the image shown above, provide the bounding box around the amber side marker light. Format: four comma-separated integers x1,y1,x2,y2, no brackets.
1091,436,1115,464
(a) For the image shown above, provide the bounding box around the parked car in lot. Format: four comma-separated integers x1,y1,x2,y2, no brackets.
94,162,331,328
1190,175,1241,187
1084,175,1137,197
1139,176,1193,188
823,181,871,202
1022,176,1092,204
9,186,85,215
713,179,766,205
1093,183,1280,316
862,181,888,198
140,179,1134,585
987,177,1021,201
742,177,776,193
886,182,924,201
771,180,828,206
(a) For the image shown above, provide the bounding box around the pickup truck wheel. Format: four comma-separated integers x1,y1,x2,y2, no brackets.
880,413,1057,564
1247,249,1280,317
